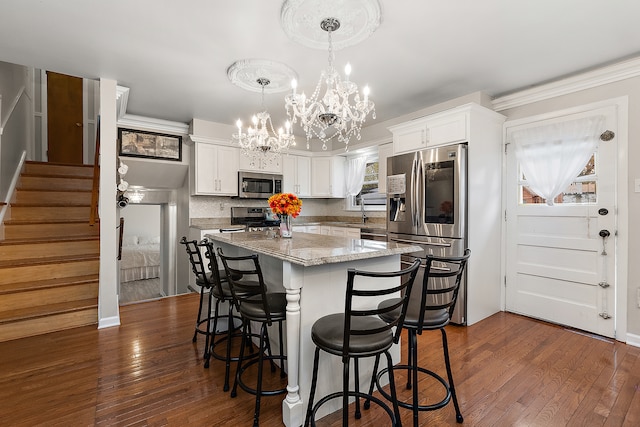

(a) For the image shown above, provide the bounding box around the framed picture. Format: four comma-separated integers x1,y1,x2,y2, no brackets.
118,128,182,161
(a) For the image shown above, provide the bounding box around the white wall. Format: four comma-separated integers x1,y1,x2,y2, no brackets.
0,61,30,201
121,204,160,240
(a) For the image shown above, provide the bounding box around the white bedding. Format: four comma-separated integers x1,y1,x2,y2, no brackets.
120,240,160,282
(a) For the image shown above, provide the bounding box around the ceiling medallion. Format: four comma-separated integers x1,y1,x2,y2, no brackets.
280,0,382,50
227,59,298,93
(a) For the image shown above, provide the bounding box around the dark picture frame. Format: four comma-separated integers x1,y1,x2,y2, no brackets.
118,128,182,161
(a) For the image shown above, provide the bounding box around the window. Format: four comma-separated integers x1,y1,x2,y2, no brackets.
347,156,386,211
520,153,597,205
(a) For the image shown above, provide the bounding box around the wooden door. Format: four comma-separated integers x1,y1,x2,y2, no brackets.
505,104,618,338
47,71,83,164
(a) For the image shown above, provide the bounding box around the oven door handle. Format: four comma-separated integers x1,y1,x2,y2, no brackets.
391,238,452,247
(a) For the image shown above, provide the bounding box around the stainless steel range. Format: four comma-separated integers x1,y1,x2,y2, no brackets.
230,207,281,231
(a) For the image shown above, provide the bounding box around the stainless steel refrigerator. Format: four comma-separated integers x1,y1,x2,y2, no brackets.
387,143,468,324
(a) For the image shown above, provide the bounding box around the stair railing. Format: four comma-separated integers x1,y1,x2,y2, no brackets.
89,116,100,225
118,217,124,260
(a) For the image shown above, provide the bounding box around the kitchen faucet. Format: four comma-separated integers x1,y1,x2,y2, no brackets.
360,196,368,224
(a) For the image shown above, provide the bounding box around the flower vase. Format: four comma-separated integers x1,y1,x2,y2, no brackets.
280,214,292,238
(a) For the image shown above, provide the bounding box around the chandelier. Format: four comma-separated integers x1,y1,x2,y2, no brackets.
285,17,375,151
233,77,295,168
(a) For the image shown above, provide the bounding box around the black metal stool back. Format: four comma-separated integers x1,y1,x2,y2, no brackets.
304,258,421,427
180,236,215,367
200,238,248,391
373,249,471,427
217,248,287,427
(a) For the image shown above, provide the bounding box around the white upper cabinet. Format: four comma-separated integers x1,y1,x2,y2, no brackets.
190,142,239,196
311,156,345,198
282,154,311,196
238,154,283,174
389,108,469,154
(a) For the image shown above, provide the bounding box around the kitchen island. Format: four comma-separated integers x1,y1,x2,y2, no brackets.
206,230,420,427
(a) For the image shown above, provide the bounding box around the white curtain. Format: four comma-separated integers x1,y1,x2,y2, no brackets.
512,115,605,206
345,157,368,197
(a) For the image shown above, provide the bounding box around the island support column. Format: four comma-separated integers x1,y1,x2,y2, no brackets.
281,261,304,427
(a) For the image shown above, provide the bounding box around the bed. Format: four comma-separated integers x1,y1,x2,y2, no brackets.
120,235,161,282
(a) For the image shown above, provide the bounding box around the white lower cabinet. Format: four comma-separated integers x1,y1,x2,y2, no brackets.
294,225,359,238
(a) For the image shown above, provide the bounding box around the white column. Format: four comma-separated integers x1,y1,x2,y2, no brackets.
281,261,304,427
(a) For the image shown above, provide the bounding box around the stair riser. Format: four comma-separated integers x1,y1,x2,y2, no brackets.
4,223,100,239
14,191,92,206
24,163,94,178
0,283,98,314
7,206,91,221
0,240,99,261
0,260,100,286
0,308,98,343
19,176,93,191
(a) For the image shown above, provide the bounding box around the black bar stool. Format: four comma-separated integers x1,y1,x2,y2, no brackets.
304,258,421,427
201,238,256,391
217,248,287,427
371,249,471,427
179,237,241,370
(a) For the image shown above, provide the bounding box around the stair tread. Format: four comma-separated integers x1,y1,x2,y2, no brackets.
0,254,100,268
4,218,98,225
0,236,100,245
0,298,98,323
0,274,99,294
20,173,92,179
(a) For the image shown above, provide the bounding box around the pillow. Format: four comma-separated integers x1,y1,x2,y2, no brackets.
139,236,160,245
122,235,138,246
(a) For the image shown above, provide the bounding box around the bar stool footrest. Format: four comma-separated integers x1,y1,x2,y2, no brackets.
309,390,396,427
235,354,288,397
375,365,452,411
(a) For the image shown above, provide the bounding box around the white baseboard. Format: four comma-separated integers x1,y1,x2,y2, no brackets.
625,332,640,348
98,315,121,329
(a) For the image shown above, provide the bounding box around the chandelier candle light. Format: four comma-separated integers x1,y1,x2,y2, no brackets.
268,192,303,238
285,17,375,151
233,78,296,168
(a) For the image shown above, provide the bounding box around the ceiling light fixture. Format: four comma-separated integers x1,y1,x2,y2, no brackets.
128,190,145,203
233,77,296,168
285,17,375,151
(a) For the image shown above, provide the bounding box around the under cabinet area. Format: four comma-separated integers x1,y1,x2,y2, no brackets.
239,153,283,174
282,154,311,196
190,142,239,196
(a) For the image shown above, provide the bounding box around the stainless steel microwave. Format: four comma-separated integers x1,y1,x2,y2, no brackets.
237,171,283,199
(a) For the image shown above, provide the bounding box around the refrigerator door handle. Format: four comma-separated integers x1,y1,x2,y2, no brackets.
411,154,418,228
417,152,425,230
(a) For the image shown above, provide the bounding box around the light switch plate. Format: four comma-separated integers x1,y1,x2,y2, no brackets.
635,178,640,193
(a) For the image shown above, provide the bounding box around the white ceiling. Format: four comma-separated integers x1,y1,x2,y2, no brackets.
1,0,640,134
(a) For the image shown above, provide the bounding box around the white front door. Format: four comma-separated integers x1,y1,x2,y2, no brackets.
505,104,618,338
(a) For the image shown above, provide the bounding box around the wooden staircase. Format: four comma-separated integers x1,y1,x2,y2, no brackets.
0,161,99,342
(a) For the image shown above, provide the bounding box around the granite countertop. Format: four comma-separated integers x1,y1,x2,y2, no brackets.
191,217,387,232
206,230,418,267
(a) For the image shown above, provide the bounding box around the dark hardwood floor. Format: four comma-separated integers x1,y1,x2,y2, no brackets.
0,293,638,426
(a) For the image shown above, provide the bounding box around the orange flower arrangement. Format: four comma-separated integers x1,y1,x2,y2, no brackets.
268,193,302,218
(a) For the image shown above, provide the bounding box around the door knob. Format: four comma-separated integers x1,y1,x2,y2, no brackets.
598,208,608,216
599,229,610,238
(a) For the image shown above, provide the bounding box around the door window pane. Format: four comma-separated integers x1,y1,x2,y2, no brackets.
520,154,596,205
